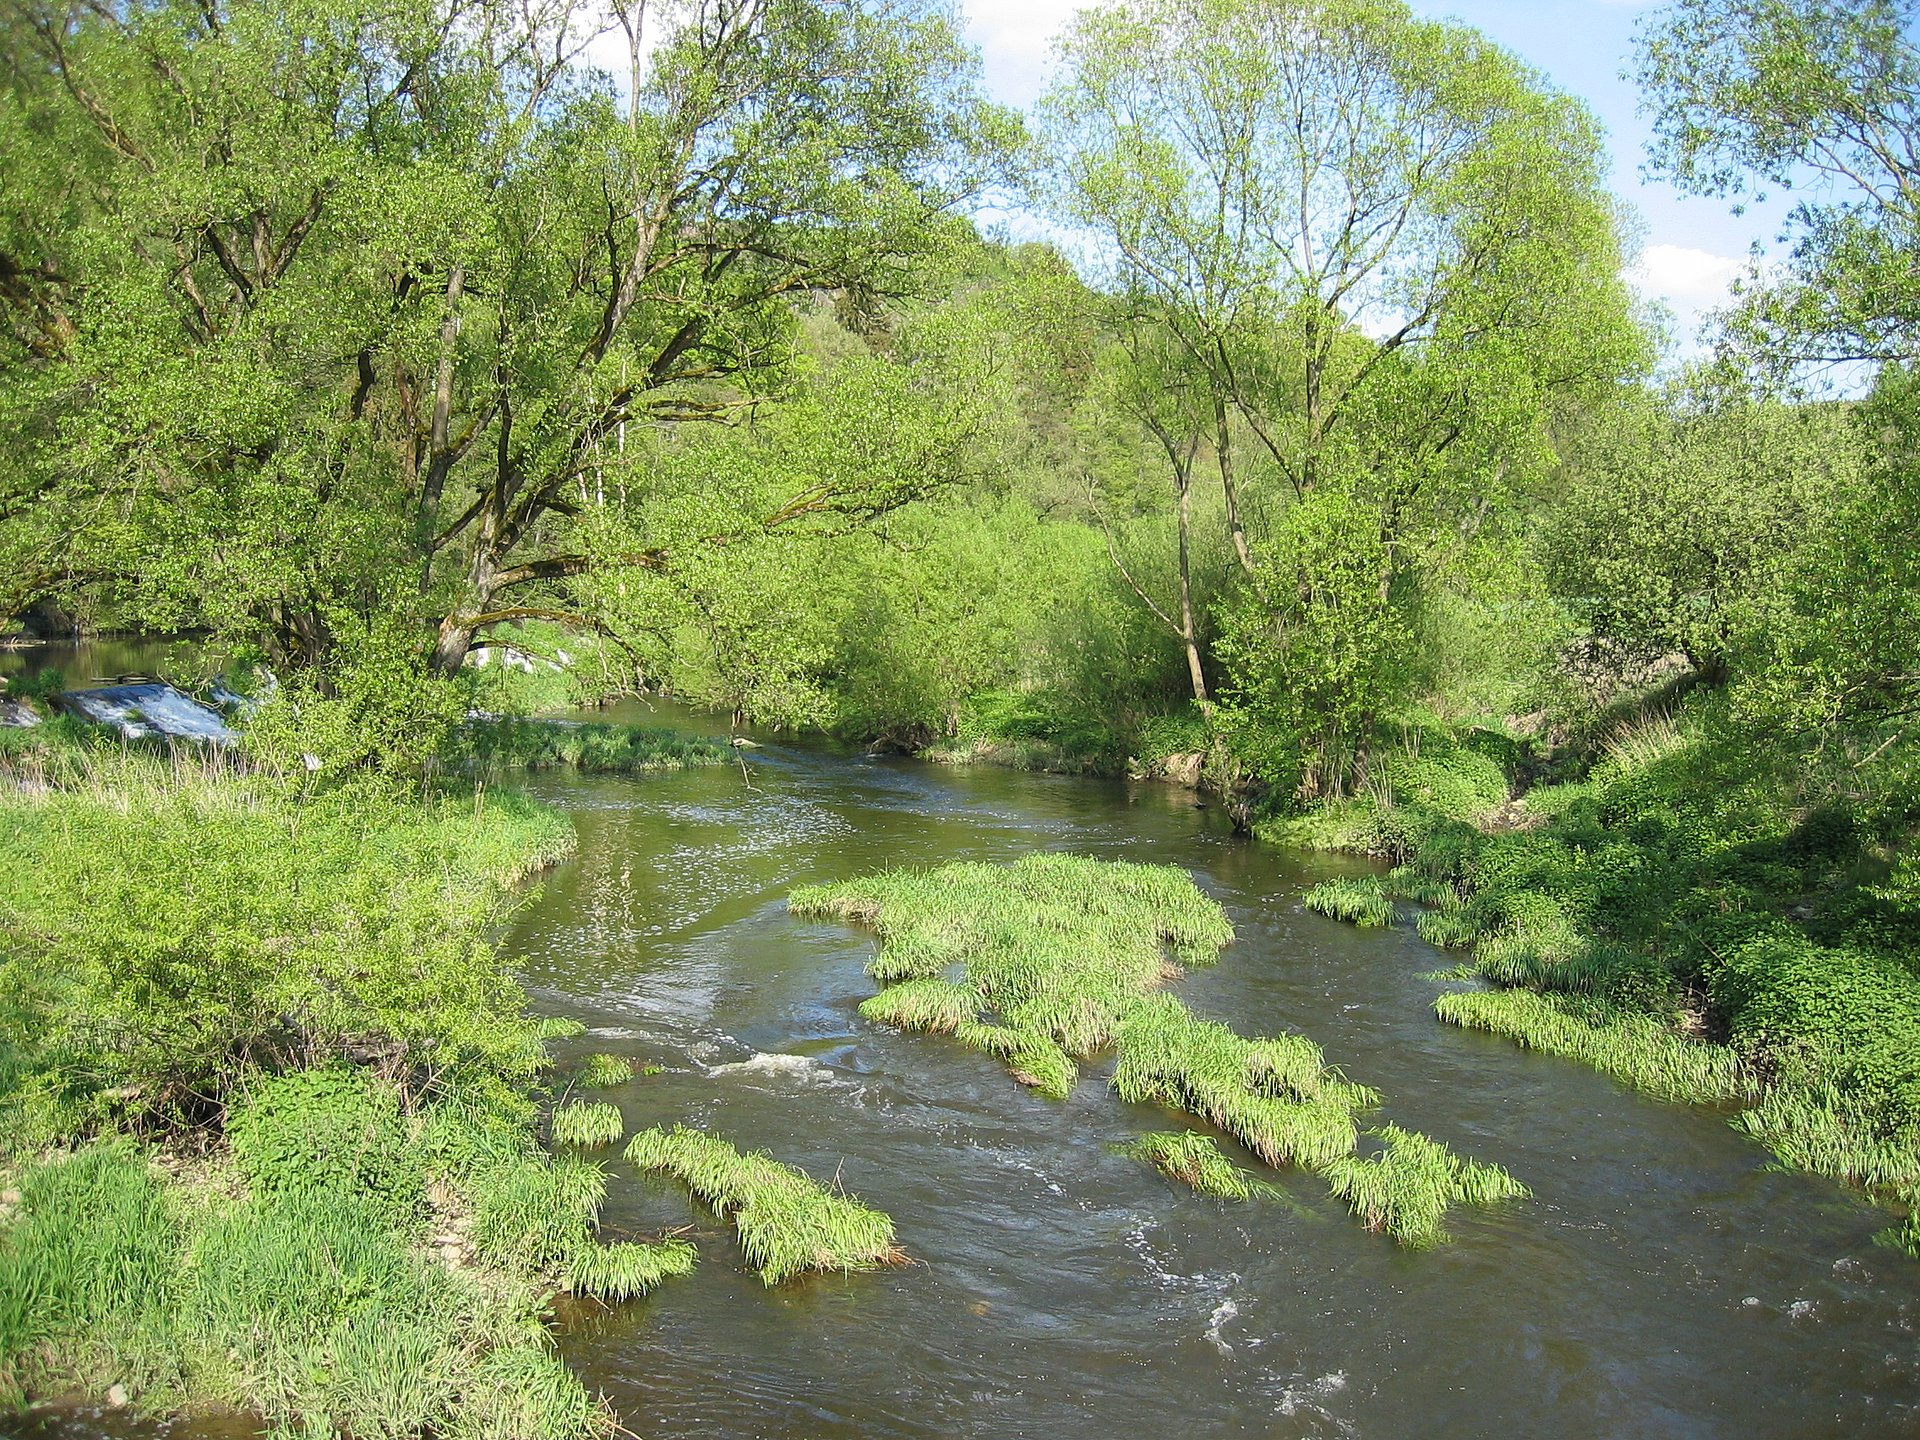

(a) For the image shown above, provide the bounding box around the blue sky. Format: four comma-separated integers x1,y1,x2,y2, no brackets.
957,0,1784,355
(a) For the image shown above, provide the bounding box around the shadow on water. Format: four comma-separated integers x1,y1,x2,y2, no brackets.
19,695,1920,1439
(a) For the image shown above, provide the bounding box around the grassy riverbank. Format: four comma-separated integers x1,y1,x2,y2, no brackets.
1276,705,1920,1254
0,734,858,1432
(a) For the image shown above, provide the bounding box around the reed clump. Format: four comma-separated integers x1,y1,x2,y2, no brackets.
1322,1124,1530,1248
1303,876,1395,927
574,1054,634,1089
1434,989,1754,1104
796,852,1233,1095
549,1101,624,1149
1119,1131,1276,1200
624,1125,902,1285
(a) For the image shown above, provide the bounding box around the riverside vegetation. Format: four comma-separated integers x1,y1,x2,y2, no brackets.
794,856,1529,1248
3,0,1920,1419
0,729,895,1433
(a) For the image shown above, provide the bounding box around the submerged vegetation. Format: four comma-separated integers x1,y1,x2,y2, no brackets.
800,857,1528,1244
625,1126,902,1285
1118,1131,1277,1201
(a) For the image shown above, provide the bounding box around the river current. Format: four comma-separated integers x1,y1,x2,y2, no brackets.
15,678,1920,1438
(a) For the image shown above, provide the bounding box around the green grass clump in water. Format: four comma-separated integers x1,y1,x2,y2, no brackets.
1111,996,1365,1171
1119,1131,1275,1200
624,1125,900,1285
1304,876,1395,927
550,1101,624,1149
802,854,1524,1246
566,1238,698,1302
574,1054,633,1089
1434,989,1753,1105
795,852,1234,1094
1322,1124,1530,1248
457,718,728,774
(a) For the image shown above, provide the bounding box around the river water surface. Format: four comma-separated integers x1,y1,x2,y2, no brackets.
18,690,1920,1438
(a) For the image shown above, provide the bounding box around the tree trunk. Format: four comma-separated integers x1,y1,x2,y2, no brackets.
1175,470,1209,705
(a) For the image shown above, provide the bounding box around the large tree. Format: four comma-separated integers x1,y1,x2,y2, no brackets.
1639,0,1920,372
1038,0,1645,792
0,0,1012,673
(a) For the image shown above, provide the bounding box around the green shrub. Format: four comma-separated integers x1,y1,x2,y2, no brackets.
227,1067,422,1218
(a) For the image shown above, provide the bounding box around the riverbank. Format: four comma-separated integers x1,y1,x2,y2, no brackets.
0,731,673,1434
1277,703,1920,1255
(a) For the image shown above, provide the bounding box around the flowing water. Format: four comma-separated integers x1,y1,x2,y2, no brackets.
15,685,1920,1438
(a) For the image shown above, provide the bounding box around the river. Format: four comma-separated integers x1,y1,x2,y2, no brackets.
15,684,1920,1438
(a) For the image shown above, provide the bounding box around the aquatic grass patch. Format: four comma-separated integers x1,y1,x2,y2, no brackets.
1110,996,1364,1171
466,1155,609,1271
574,1054,634,1089
1435,989,1753,1104
456,718,727,774
549,1102,624,1150
623,1125,900,1284
1304,876,1395,927
1322,1125,1529,1249
1118,1131,1276,1200
566,1238,698,1302
1730,1081,1920,1196
796,853,1233,1093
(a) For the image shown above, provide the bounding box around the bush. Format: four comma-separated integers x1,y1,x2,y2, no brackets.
227,1067,423,1219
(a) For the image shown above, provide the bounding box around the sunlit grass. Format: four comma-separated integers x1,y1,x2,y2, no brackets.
549,1101,624,1150
566,1239,697,1302
1303,876,1395,927
1435,988,1754,1104
574,1054,633,1089
1322,1124,1529,1248
1118,1131,1276,1200
796,853,1233,1096
624,1126,901,1285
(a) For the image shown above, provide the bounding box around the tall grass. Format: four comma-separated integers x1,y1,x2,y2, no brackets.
1303,876,1395,927
1118,1131,1276,1201
1322,1125,1529,1249
1434,989,1754,1104
1110,996,1365,1171
624,1125,901,1284
550,1101,624,1149
574,1054,633,1089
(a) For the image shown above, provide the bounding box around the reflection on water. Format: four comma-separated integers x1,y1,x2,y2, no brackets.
19,696,1920,1440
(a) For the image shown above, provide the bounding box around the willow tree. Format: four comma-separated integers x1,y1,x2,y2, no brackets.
1039,0,1645,793
0,0,1012,674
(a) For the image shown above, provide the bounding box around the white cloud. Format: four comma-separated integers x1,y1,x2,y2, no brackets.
1628,242,1747,316
957,0,1083,108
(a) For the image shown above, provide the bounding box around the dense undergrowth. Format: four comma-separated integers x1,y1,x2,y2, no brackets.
455,717,729,774
0,731,884,1433
1279,704,1920,1254
794,854,1529,1247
